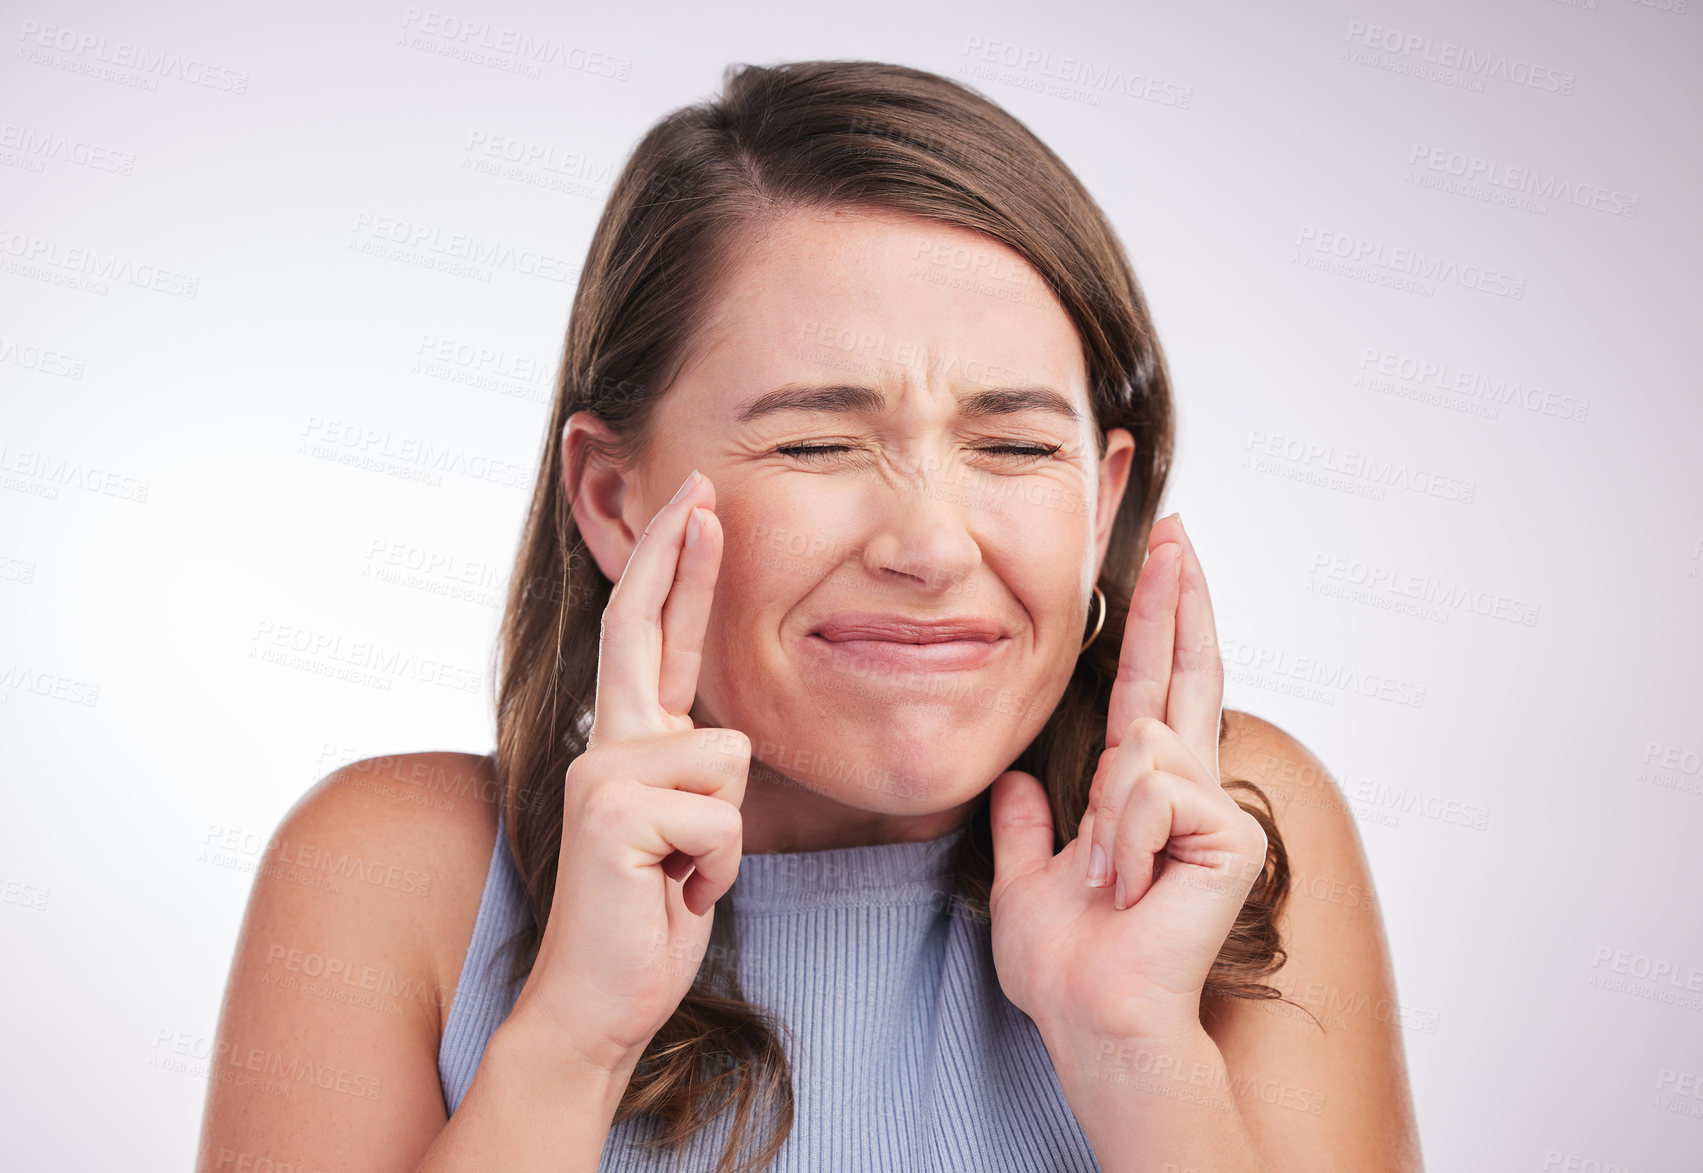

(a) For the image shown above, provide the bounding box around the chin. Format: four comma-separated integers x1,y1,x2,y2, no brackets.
781,712,1006,808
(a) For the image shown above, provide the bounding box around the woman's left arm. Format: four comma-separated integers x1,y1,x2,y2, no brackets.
1031,713,1425,1173
1202,708,1425,1172
987,514,1423,1172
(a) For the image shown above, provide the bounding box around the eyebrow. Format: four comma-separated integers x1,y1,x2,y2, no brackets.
734,383,1082,424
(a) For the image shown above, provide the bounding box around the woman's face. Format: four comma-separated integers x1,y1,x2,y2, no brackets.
573,206,1135,850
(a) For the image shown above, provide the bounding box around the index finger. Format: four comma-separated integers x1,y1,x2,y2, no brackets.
1104,524,1183,752
591,469,717,743
1153,513,1223,776
657,500,723,719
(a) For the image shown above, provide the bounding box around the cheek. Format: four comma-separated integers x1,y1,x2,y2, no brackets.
1002,494,1095,596
716,478,857,589
699,481,834,661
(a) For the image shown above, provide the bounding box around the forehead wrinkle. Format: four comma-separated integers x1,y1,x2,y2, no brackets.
734,382,1081,425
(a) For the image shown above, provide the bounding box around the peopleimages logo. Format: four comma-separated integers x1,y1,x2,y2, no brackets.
0,443,150,503
15,21,251,94
1243,430,1478,505
0,123,136,174
1342,21,1576,95
349,212,576,284
249,618,484,695
1294,226,1526,301
400,7,633,80
462,131,614,181
1309,552,1542,628
0,229,200,299
298,416,527,489
959,35,1193,108
1409,144,1639,219
1218,636,1428,709
1357,348,1590,424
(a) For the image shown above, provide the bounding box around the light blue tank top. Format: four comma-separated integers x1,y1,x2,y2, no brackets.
438,813,1101,1171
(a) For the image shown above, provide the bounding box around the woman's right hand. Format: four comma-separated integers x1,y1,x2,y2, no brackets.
508,467,749,1079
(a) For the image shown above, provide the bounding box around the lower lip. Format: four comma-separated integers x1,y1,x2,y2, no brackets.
805,634,1008,672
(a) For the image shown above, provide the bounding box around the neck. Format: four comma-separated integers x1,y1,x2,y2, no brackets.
737,754,978,855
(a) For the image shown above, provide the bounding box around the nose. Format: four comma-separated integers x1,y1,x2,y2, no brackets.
858,457,983,593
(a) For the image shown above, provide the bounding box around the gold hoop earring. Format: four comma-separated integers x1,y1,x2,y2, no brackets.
1079,584,1107,654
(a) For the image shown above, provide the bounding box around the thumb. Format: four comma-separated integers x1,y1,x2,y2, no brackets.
988,769,1055,900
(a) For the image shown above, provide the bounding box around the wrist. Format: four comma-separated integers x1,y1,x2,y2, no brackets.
1030,995,1212,1052
425,1010,634,1171
508,981,654,1076
487,1006,638,1120
1034,1015,1220,1099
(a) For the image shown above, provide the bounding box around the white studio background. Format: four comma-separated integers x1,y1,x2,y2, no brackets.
2,0,1699,1169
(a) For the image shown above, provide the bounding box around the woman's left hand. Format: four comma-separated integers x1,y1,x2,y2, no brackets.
987,513,1269,1046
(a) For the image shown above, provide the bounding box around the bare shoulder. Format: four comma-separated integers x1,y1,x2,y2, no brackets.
1219,709,1337,813
1205,710,1424,1172
277,750,503,1025
1216,707,1377,956
196,751,502,1173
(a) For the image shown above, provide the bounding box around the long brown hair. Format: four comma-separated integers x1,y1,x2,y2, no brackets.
490,59,1297,1173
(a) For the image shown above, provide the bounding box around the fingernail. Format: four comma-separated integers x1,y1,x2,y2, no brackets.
1087,842,1108,886
670,469,700,504
1114,875,1127,909
685,507,702,547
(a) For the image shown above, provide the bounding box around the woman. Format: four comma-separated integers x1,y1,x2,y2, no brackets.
199,60,1421,1172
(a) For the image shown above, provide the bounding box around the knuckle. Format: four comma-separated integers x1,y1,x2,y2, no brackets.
709,727,752,760
1123,715,1164,749
563,753,598,798
1111,816,1151,862
1174,634,1210,671
1130,767,1167,800
698,795,743,840
581,779,636,828
1088,796,1113,828
1086,755,1115,805
694,728,751,776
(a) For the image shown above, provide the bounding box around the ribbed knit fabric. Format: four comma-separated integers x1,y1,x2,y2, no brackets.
437,812,1101,1171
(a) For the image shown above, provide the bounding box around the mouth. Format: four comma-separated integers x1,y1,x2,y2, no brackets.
806,612,1011,673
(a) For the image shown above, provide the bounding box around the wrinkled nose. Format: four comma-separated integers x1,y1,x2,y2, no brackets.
859,456,983,594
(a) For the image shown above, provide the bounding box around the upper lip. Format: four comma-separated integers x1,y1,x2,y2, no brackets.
811,613,1008,643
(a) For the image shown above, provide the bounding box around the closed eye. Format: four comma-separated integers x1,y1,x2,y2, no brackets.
775,442,1063,462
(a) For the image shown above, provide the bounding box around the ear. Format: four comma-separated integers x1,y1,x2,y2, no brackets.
562,411,642,584
1093,426,1137,572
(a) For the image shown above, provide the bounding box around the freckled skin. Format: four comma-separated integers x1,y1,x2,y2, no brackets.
577,206,1136,855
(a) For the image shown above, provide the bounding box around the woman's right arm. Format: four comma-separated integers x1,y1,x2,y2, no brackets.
424,468,749,1168
414,1004,637,1171
199,467,745,1171
196,750,656,1173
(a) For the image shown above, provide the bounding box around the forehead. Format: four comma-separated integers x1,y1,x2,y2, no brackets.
677,206,1089,411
